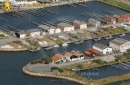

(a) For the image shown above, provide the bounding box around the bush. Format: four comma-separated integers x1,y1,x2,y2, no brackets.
51,67,64,72
42,56,52,63
77,64,83,69
55,39,63,45
0,34,5,37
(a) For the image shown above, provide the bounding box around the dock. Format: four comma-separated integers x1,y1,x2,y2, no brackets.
75,3,87,7
0,27,10,32
0,17,8,21
32,22,40,25
67,4,76,7
103,10,115,15
7,25,20,31
42,8,58,15
6,12,18,18
47,22,57,26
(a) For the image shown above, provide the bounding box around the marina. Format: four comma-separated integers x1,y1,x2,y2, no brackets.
0,1,130,85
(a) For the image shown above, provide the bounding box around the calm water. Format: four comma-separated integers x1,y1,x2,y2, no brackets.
0,1,130,85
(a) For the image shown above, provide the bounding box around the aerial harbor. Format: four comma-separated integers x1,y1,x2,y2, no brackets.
1,0,130,85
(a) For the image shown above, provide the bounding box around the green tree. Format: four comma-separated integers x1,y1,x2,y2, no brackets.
42,56,52,63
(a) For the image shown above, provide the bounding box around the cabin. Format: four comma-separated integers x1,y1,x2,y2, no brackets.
58,34,71,42
121,14,130,22
88,18,101,27
87,48,101,56
93,43,112,55
73,52,84,60
64,52,73,61
15,31,26,38
109,38,130,52
113,14,123,23
57,22,75,32
84,51,93,57
51,53,66,63
104,15,116,24
73,20,87,29
38,25,55,35
27,28,40,37
68,32,81,39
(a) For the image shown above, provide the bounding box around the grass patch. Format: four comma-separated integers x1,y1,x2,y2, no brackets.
55,39,63,45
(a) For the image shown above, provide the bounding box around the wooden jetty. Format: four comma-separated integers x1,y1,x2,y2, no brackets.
75,3,87,7
67,4,76,7
0,27,10,32
0,17,8,21
103,10,115,15
47,22,56,26
31,22,40,25
42,8,58,15
6,12,18,18
13,12,23,17
7,25,20,31
25,10,45,17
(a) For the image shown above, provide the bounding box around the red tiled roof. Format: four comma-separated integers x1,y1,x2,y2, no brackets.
84,51,92,55
65,52,73,57
51,53,63,61
88,48,100,54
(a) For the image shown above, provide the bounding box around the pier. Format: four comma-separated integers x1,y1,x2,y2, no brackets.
13,12,23,17
7,25,20,31
47,22,57,26
42,8,58,15
103,10,115,15
31,22,40,25
6,12,18,18
0,27,10,32
67,4,76,7
0,17,8,21
75,3,87,7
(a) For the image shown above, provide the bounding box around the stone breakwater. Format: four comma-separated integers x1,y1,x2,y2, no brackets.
0,48,28,51
22,66,97,85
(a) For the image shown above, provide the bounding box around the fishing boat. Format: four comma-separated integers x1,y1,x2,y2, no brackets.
118,33,125,37
53,44,59,48
44,45,53,50
62,43,68,47
30,47,41,52
74,40,84,44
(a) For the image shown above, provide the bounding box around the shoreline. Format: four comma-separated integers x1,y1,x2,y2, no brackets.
22,66,90,85
0,48,27,51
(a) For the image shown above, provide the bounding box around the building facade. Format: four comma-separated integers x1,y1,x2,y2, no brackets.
73,20,87,29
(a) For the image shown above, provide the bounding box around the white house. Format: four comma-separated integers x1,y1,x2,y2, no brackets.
15,31,26,38
73,20,87,29
65,52,84,61
93,43,112,55
51,53,66,63
88,18,101,27
27,28,40,37
57,22,75,32
109,38,130,52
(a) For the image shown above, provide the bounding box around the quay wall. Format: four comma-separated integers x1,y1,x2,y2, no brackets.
22,66,93,85
0,48,28,51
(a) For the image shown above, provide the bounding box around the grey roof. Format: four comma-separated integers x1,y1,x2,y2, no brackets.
93,43,109,50
28,28,40,32
113,14,120,18
110,38,129,46
18,31,25,34
38,25,56,30
88,18,99,22
57,22,72,28
73,20,87,25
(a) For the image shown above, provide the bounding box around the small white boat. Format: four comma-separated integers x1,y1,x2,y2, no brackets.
53,44,59,48
62,43,68,47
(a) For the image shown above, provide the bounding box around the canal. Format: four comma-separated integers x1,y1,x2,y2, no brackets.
0,1,130,85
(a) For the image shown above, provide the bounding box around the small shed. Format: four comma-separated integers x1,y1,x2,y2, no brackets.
88,18,101,27
84,51,93,57
73,20,87,29
51,53,66,63
27,28,40,37
104,15,116,24
121,14,130,22
15,31,26,38
57,22,75,32
113,14,123,23
87,48,101,56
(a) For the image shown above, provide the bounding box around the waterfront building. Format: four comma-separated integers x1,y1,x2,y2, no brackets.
15,30,26,38
73,20,87,29
38,25,55,35
58,34,70,42
121,14,130,22
64,52,84,61
113,14,123,23
51,53,66,63
93,43,112,55
104,15,116,24
57,22,75,32
109,38,130,52
84,51,93,57
26,28,40,37
68,32,81,39
87,48,101,56
88,18,101,27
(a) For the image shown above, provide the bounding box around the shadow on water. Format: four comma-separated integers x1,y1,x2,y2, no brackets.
0,1,130,85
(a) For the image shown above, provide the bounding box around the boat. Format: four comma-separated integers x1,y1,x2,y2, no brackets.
118,33,125,37
74,40,84,44
53,44,59,48
62,43,68,47
104,35,112,40
44,46,53,50
30,47,41,52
